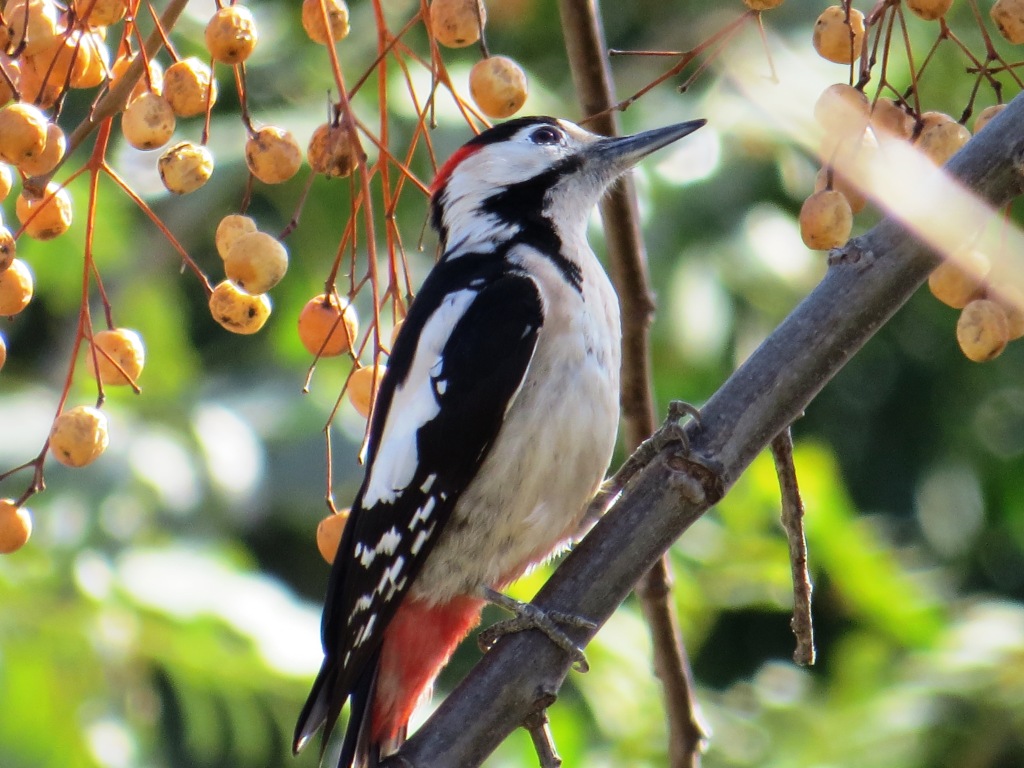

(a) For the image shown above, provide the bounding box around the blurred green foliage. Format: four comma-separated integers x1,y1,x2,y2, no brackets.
2,1,1023,766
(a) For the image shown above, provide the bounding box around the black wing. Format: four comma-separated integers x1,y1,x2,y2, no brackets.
295,253,544,755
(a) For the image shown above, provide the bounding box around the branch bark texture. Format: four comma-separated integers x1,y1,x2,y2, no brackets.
383,92,1024,767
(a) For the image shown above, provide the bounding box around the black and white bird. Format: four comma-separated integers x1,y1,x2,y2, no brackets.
294,115,705,767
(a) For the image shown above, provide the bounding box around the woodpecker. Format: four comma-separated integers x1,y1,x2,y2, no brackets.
295,115,705,767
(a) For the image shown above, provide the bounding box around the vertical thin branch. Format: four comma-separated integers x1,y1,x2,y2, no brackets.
556,1,706,765
769,429,815,666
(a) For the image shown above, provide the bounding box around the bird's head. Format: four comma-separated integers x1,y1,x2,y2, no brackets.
429,116,706,253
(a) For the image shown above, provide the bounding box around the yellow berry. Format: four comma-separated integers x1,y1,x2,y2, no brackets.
0,226,15,272
0,258,33,315
209,279,271,334
158,141,214,195
73,0,127,27
301,0,350,45
814,166,866,215
17,121,65,177
812,5,866,64
744,0,784,10
307,121,362,178
163,57,218,117
298,293,358,357
928,250,989,309
907,0,953,20
215,214,257,260
957,299,1009,362
799,189,852,250
5,0,59,56
110,55,164,104
988,285,1024,341
316,508,350,564
89,328,145,386
121,92,176,150
915,114,970,165
992,0,1024,44
973,104,1005,133
25,35,88,94
869,97,913,140
0,163,12,200
0,499,32,554
430,0,485,48
245,126,303,184
205,5,258,65
71,31,110,90
0,102,49,167
814,83,869,139
15,182,73,240
224,231,288,294
469,56,528,119
50,405,109,467
16,55,62,108
348,363,385,418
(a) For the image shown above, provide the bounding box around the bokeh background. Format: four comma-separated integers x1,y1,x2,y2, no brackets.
2,0,1023,766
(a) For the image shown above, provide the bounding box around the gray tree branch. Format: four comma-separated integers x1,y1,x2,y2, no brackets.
383,68,1024,768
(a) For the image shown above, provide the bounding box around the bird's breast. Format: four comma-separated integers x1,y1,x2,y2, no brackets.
409,244,622,603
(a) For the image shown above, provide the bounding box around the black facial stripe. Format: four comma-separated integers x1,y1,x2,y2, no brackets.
479,156,584,293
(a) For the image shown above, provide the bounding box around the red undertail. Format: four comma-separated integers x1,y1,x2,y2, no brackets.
371,594,486,743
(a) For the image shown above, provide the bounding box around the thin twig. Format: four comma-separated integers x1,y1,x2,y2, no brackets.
557,2,708,766
522,709,561,768
769,428,815,667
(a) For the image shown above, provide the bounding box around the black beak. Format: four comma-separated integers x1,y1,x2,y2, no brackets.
588,119,707,172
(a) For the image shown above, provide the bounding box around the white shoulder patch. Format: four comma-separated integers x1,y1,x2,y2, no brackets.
362,289,478,508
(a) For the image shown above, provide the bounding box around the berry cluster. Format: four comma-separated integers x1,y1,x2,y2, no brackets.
0,0,544,554
795,2,1024,363
430,0,528,119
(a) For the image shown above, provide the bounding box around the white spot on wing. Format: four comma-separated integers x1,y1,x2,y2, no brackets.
409,496,436,529
358,543,375,567
375,556,406,597
353,613,378,648
388,557,405,582
421,474,437,493
410,521,437,556
362,290,478,507
376,526,401,555
354,593,373,612
435,379,448,396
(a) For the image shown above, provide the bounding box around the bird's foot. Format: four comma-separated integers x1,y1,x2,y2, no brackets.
657,399,702,453
599,400,703,497
478,587,595,672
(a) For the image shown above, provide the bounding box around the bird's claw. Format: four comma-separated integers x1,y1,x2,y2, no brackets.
657,400,702,454
479,588,594,672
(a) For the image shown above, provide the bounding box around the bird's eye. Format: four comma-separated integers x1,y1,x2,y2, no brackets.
529,126,562,145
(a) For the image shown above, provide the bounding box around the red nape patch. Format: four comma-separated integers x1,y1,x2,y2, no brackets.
429,143,485,196
372,595,486,742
